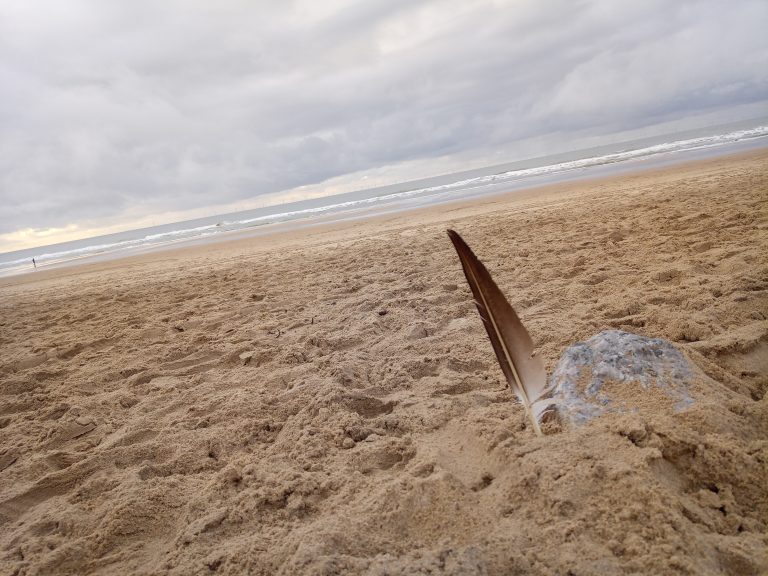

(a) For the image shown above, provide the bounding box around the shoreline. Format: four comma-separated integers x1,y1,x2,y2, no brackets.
3,137,767,280
3,145,766,289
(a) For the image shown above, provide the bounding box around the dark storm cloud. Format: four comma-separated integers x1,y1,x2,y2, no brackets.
1,0,766,242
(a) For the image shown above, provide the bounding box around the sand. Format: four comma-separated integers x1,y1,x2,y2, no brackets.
1,150,767,575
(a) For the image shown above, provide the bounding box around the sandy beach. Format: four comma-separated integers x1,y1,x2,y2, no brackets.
1,150,766,575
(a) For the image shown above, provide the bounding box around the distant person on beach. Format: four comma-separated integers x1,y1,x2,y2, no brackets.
32,257,36,269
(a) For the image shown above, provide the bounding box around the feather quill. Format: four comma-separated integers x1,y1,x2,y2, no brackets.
447,229,550,435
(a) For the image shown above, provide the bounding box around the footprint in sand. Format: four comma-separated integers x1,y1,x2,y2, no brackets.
45,417,97,449
12,352,49,371
343,394,396,418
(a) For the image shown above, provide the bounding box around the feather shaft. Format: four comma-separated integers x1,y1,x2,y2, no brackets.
447,229,549,435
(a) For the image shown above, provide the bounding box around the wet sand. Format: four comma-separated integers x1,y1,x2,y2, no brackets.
1,149,767,575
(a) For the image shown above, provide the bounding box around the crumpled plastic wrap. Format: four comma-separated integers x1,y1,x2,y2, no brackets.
550,330,695,426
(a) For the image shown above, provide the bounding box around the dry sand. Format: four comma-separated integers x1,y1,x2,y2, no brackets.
1,150,767,575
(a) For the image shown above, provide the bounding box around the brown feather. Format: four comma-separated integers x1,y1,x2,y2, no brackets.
447,229,549,435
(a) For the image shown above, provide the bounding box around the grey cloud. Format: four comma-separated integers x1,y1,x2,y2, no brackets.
1,0,766,238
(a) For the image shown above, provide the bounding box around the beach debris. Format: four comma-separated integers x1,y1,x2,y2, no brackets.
447,230,551,435
447,231,696,434
239,351,254,366
550,330,695,427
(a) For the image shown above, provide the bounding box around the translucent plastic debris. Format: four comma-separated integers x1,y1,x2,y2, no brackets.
550,330,695,426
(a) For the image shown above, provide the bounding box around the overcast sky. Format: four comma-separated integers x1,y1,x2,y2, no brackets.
1,0,767,252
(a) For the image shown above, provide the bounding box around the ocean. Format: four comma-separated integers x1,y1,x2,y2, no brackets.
2,122,767,277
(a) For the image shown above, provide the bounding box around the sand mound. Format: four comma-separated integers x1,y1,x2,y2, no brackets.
1,152,767,575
